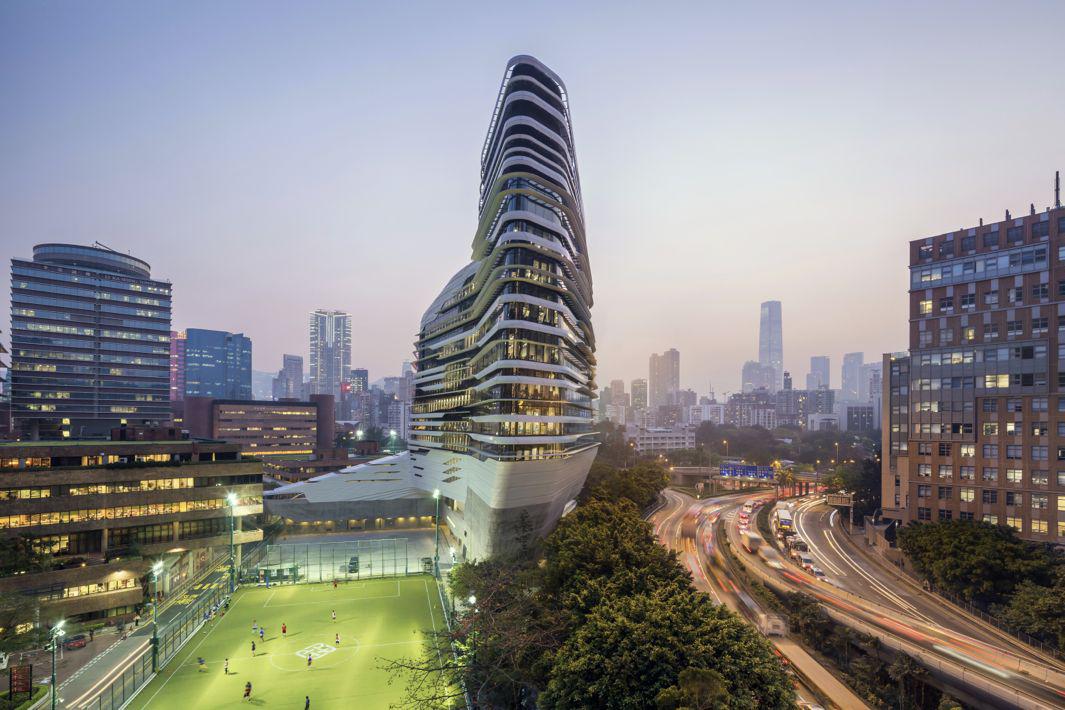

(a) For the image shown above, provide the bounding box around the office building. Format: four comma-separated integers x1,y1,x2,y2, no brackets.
0,433,262,623
881,195,1065,542
183,394,335,459
806,355,830,391
841,352,864,402
10,243,172,438
272,354,304,400
845,404,876,433
170,331,186,402
859,361,883,404
626,425,696,453
631,378,648,410
309,310,351,402
758,300,783,392
183,328,252,400
726,390,777,429
649,349,680,408
741,360,775,393
272,57,597,559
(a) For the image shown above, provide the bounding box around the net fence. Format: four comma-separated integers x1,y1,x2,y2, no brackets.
240,538,428,585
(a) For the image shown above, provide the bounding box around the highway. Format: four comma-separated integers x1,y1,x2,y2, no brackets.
650,489,868,709
793,499,1061,668
723,494,1065,709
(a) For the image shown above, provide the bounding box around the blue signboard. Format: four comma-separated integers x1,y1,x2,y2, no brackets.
720,463,774,480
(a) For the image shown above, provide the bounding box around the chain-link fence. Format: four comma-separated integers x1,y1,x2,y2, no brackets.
240,538,426,585
79,579,228,709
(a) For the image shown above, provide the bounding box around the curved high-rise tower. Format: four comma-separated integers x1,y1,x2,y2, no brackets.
409,55,597,558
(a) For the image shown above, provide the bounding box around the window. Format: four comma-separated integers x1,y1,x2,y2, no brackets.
983,230,999,247
938,465,953,479
960,444,975,457
919,244,933,260
938,486,952,500
918,485,931,498
917,464,932,477
1032,494,1048,509
984,323,999,339
1006,445,1023,459
960,466,975,480
1006,516,1023,531
938,509,953,521
938,443,952,456
1058,280,1065,297
917,507,932,521
960,487,975,502
1057,446,1065,461
1033,397,1048,412
1033,317,1049,336
982,444,998,458
919,300,932,315
1007,398,1023,412
985,290,999,306
983,467,999,481
1059,471,1065,486
982,399,998,413
960,293,976,309
961,235,975,252
1007,225,1024,244
1006,491,1022,506
1007,320,1024,337
983,514,998,524
982,490,998,504
918,442,932,455
1032,519,1048,534
960,511,975,521
1033,445,1049,460
1033,470,1049,485
1033,221,1050,239
1009,286,1024,304
940,241,955,258
939,296,954,313
1058,494,1065,512
1006,468,1023,483
920,331,933,347
963,326,975,342
939,328,953,344
1033,283,1049,300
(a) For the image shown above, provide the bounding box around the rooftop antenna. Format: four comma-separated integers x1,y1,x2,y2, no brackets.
1006,209,1011,221
1056,170,1061,209
93,241,120,254
1030,203,1036,216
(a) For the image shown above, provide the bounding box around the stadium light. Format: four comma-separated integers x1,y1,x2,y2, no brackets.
432,490,441,577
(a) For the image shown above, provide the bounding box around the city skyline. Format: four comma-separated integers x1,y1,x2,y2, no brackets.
3,2,1064,395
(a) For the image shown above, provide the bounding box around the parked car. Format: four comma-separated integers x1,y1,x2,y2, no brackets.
64,634,88,650
347,556,360,573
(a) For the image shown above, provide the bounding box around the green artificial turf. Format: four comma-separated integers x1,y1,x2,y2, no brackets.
127,576,446,709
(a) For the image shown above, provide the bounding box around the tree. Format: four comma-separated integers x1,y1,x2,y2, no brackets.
0,536,51,576
773,465,795,497
887,654,927,710
938,694,963,710
897,519,1056,604
998,567,1065,650
0,592,40,653
541,499,692,619
825,458,882,520
540,589,793,709
579,461,669,511
655,667,727,710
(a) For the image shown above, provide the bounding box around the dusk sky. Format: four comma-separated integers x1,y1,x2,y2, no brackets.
3,1,1064,396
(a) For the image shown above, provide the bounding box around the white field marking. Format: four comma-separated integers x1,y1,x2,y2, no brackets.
263,589,277,607
295,643,336,660
261,579,400,607
136,592,242,709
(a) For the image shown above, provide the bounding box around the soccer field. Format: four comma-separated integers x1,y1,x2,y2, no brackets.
126,576,446,709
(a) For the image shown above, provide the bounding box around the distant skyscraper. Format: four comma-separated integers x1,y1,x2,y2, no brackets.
272,354,304,400
631,379,648,410
806,355,830,391
741,360,775,393
649,349,680,407
841,352,864,402
184,328,252,400
758,300,783,392
309,309,351,400
170,330,187,402
349,368,369,394
10,243,172,437
859,361,882,403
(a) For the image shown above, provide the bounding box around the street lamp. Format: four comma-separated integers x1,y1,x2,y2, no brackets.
50,620,65,710
356,429,364,441
150,560,163,671
722,439,729,458
432,489,441,577
226,492,238,593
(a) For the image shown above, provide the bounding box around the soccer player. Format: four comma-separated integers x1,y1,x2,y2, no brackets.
224,658,229,675
307,654,312,669
251,641,256,656
332,579,337,589
282,622,287,638
243,682,252,701
305,696,310,709
252,619,257,634
331,609,336,623
259,627,265,642
334,633,340,646
197,657,206,672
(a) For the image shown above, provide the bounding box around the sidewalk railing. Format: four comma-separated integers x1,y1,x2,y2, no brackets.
78,578,228,709
930,585,1064,661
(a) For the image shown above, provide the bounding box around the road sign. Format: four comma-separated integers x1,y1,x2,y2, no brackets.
826,492,854,507
10,664,32,695
720,463,773,479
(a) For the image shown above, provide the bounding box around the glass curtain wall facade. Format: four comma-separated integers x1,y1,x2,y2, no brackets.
308,310,351,400
10,244,172,437
183,328,252,400
410,55,597,558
